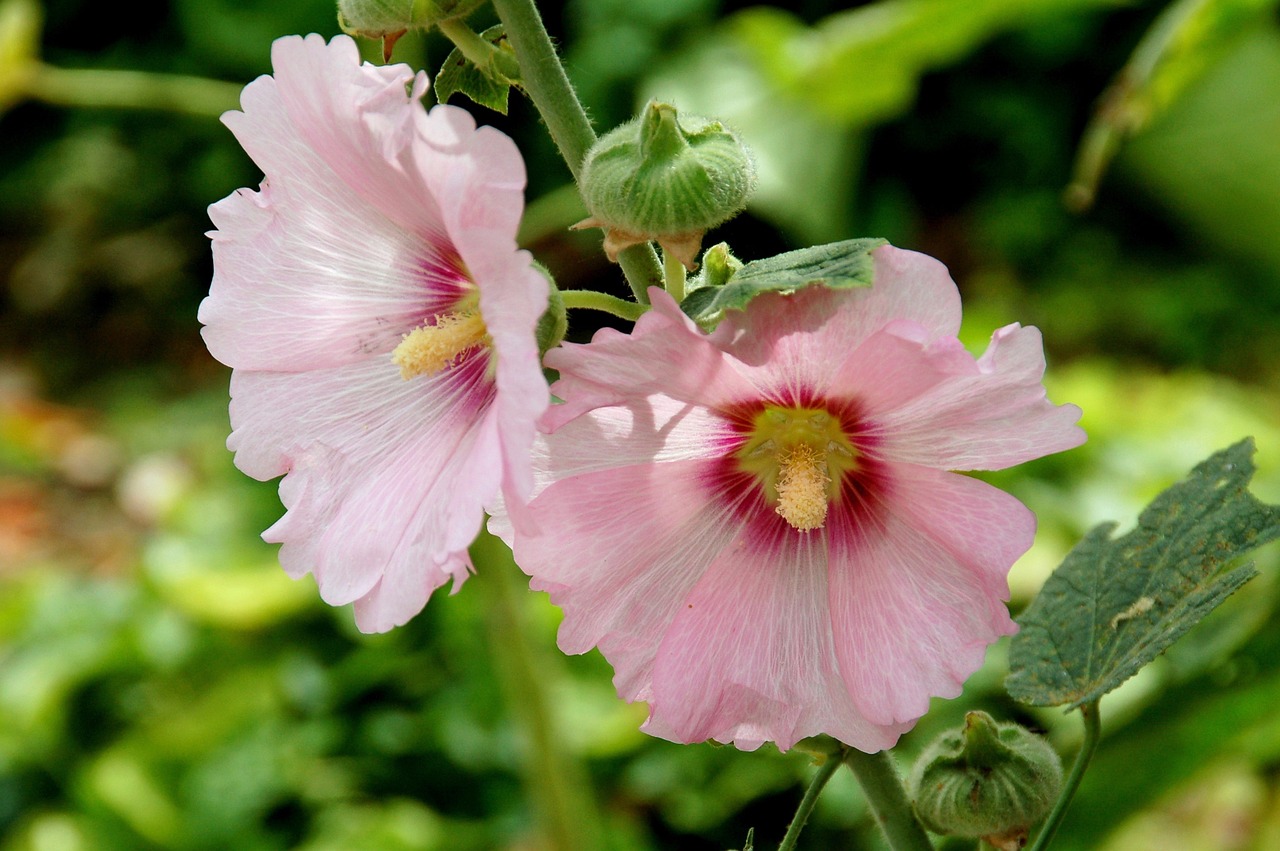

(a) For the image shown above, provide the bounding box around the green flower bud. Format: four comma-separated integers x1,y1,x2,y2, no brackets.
688,242,743,293
577,101,755,270
532,262,566,357
337,0,485,39
909,711,1062,849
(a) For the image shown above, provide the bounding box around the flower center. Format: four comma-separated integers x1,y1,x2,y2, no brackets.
391,310,489,380
736,405,859,532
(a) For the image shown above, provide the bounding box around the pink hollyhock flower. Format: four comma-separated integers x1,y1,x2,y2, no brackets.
499,245,1084,752
199,34,548,632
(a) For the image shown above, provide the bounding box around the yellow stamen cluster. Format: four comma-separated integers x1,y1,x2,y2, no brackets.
736,405,859,533
775,444,830,532
391,311,488,380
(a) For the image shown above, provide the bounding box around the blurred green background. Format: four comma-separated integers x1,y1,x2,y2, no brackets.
3,0,1280,848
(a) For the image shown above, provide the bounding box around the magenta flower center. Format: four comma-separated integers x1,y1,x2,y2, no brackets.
735,405,860,532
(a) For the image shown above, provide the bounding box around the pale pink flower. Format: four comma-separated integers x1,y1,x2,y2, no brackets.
499,246,1084,751
199,34,548,632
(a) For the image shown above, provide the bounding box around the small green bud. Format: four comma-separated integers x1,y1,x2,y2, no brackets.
688,242,743,293
337,0,485,39
577,101,755,270
532,262,566,356
909,711,1062,850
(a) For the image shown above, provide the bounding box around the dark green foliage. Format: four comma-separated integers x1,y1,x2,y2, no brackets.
680,238,883,329
1008,440,1280,708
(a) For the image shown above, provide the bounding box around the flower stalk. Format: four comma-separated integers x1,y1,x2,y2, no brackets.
560,289,649,321
471,529,605,851
24,64,241,117
843,749,935,851
490,0,660,303
777,750,845,851
1026,700,1101,851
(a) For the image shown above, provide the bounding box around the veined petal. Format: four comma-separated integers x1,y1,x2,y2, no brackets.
827,464,1025,726
201,35,546,632
235,356,498,614
542,289,759,430
869,323,1085,470
647,521,912,752
202,34,464,373
710,246,962,378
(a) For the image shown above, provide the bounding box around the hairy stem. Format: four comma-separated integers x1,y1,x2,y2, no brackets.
560,289,648,321
490,0,660,303
663,246,687,303
843,748,935,851
777,752,845,851
436,17,521,82
1026,700,1102,851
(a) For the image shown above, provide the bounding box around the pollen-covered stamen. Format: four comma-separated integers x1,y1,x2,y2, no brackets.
734,404,860,533
775,444,830,531
392,310,488,380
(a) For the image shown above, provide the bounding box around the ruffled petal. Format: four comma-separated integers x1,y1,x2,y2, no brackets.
710,246,962,383
201,34,462,373
869,323,1085,470
229,354,499,622
542,289,759,430
645,523,912,752
511,399,738,690
827,464,1025,726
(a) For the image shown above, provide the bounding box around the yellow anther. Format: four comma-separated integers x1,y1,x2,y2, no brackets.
391,311,488,380
774,444,830,532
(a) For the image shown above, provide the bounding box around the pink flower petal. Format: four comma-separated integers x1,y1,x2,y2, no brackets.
711,245,962,374
202,34,547,631
646,523,912,752
542,290,759,430
827,464,1026,726
234,357,498,605
509,241,1082,748
869,323,1085,470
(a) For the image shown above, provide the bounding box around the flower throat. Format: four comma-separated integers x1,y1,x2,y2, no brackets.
735,405,859,532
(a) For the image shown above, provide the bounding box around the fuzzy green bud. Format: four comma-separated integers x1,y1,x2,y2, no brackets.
532,263,567,356
337,0,485,39
577,101,755,270
909,711,1062,849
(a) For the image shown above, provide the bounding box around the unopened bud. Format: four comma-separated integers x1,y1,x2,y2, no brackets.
337,0,485,39
909,711,1062,849
532,262,566,356
577,101,755,270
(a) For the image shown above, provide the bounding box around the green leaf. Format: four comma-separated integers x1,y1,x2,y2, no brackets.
1007,439,1280,708
681,237,885,329
434,24,516,115
742,826,755,851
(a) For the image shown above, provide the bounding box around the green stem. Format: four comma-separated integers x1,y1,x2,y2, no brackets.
490,0,660,303
1026,700,1102,851
470,530,604,851
842,749,935,851
560,289,648,321
662,246,687,304
436,17,521,82
778,751,845,851
25,63,242,118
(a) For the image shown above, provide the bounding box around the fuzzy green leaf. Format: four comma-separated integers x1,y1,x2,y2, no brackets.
434,24,516,114
1007,439,1280,708
681,237,884,328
